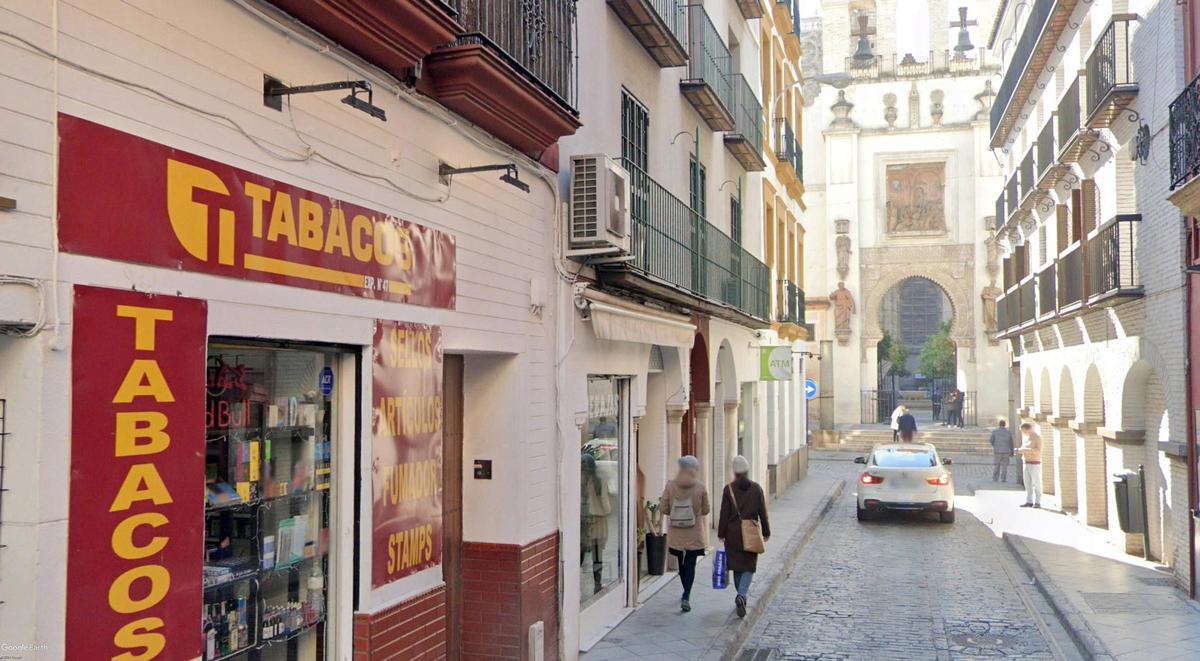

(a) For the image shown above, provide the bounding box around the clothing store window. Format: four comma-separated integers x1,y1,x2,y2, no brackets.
581,376,626,607
203,342,346,660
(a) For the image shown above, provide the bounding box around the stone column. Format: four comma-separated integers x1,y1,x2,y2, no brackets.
724,400,739,482
1048,417,1077,511
1036,414,1056,496
694,402,713,518
666,404,687,463
1071,420,1107,527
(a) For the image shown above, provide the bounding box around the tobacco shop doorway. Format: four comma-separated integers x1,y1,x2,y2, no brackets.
203,339,355,660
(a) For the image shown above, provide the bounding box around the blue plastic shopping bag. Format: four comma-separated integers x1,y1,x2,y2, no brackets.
712,548,728,589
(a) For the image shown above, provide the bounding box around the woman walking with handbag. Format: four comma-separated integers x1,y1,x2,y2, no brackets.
660,455,710,612
717,455,770,618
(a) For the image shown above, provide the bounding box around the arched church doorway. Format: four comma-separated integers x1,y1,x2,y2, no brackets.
878,276,955,423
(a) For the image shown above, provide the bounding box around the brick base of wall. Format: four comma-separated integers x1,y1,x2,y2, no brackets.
354,585,447,660
463,532,560,660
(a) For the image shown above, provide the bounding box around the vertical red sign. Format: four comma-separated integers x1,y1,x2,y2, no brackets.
66,286,207,659
372,321,443,587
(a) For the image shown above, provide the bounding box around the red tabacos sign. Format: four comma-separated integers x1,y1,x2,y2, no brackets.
66,285,207,660
372,320,444,587
58,114,456,308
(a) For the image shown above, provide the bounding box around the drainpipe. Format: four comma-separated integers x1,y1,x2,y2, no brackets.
1187,266,1197,598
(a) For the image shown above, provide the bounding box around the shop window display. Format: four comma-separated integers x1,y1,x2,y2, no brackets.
204,344,340,660
581,377,625,607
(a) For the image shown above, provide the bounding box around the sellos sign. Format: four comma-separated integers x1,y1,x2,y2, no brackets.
66,285,207,659
58,114,456,308
371,320,444,587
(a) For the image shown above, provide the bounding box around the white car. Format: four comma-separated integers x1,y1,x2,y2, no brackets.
854,443,955,523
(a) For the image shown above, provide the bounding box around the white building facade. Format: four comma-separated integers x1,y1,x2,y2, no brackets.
800,0,1009,430
556,0,809,653
989,0,1193,590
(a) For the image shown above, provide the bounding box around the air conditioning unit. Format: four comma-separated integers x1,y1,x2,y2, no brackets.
567,154,630,259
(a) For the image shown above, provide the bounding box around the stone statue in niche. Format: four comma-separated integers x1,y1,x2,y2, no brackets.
836,234,852,280
884,162,946,233
930,89,944,126
981,278,1003,335
831,281,855,331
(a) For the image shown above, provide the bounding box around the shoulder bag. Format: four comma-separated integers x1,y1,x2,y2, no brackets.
728,485,765,554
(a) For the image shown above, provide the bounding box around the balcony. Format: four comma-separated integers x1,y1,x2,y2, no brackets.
1018,148,1037,210
1057,77,1101,164
264,0,461,79
775,280,805,325
1034,117,1068,191
1085,16,1138,129
1057,242,1083,311
607,0,687,67
995,191,1006,231
1004,172,1023,226
775,0,802,60
1037,263,1056,319
774,118,804,197
737,0,765,20
613,158,771,325
725,74,766,171
426,0,581,156
1017,276,1036,327
1168,74,1200,216
681,5,735,131
1087,215,1141,305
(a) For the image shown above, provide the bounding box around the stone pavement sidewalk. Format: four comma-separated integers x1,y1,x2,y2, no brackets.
580,475,844,661
1006,533,1200,661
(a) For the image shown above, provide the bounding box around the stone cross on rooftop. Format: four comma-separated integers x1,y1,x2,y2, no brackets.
950,6,977,30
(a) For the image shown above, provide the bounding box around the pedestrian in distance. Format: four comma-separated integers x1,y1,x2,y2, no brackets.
989,419,1014,482
660,455,710,613
948,389,965,428
718,455,770,619
890,404,907,442
1017,422,1043,508
897,408,918,442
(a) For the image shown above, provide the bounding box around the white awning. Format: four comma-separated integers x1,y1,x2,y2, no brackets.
582,290,695,348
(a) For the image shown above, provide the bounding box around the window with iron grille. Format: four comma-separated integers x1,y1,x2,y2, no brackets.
620,90,649,172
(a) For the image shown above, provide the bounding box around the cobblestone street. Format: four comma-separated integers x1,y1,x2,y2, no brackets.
744,458,1070,660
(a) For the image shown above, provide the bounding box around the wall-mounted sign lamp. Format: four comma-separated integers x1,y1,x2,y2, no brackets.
263,75,386,121
438,162,530,194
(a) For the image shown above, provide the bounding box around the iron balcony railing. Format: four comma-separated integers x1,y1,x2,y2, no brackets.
776,279,804,324
1087,215,1141,302
1057,78,1082,154
995,192,1006,231
996,291,1009,331
1057,242,1083,309
686,4,734,114
451,0,578,109
845,49,999,80
653,0,687,46
990,0,1055,138
1037,263,1056,317
1005,172,1019,219
1036,119,1056,180
1018,276,1036,326
1085,16,1134,120
730,73,763,149
622,158,770,319
1170,73,1200,191
1019,148,1036,202
774,117,802,178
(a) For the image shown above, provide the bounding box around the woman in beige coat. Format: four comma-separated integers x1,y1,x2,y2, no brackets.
660,455,710,612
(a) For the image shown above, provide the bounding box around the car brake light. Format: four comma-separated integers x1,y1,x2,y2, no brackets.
860,473,884,485
927,474,951,486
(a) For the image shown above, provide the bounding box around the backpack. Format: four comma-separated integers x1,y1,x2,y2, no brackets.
670,488,697,529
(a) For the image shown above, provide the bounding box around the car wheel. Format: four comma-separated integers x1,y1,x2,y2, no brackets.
940,510,955,523
857,505,872,522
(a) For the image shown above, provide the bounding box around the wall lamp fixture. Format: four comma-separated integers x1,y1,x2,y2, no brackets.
263,75,387,121
438,162,530,194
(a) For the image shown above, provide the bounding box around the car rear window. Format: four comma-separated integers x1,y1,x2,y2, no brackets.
872,448,936,468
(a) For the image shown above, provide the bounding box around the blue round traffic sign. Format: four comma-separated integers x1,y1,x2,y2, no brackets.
804,379,818,400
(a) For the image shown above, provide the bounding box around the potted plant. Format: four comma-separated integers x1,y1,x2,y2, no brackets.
643,500,667,576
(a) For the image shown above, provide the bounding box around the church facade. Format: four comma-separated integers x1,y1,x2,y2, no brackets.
800,0,1009,429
